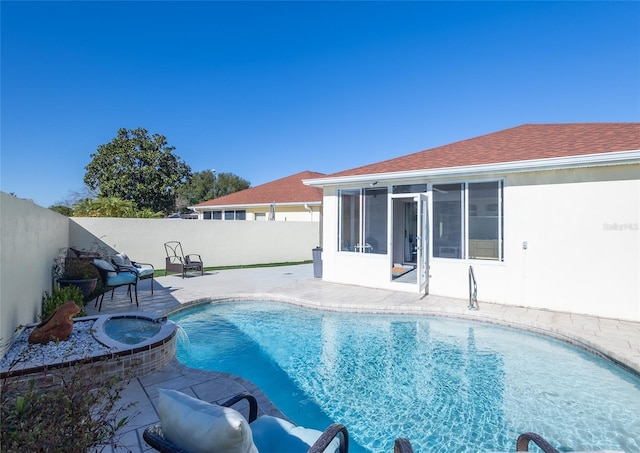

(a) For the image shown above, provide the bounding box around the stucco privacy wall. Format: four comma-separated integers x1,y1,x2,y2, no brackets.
320,164,640,321
0,193,69,355
69,217,320,270
0,194,320,354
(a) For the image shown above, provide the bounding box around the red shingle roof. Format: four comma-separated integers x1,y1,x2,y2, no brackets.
325,123,640,178
193,171,325,207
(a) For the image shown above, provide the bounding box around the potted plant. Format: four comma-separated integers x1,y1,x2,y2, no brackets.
53,247,101,300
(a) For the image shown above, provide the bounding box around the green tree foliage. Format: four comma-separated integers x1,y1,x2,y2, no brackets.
49,205,74,216
216,172,250,198
72,197,163,218
84,128,191,214
176,170,250,209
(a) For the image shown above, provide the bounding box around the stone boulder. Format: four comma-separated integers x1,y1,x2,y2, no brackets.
29,300,80,344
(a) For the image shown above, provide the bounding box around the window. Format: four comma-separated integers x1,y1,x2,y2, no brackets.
468,182,502,260
208,209,246,220
339,188,388,254
432,180,503,261
339,190,360,252
364,188,388,254
433,184,463,258
392,184,428,194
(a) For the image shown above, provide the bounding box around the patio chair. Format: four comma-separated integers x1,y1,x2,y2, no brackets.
516,432,560,453
394,438,414,453
110,252,155,294
164,241,204,278
143,390,349,453
92,259,138,312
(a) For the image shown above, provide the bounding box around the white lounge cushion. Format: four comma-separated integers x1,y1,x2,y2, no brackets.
250,415,340,453
157,389,258,453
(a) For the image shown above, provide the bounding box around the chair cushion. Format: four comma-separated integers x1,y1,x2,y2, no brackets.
135,265,154,278
106,271,137,286
93,258,117,278
111,253,132,267
158,389,257,453
93,258,116,272
250,415,340,453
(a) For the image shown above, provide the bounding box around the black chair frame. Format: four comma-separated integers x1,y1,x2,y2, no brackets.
143,392,348,453
92,263,138,312
164,241,203,278
516,432,560,453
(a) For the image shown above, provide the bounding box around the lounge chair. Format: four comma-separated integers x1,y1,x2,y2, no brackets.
392,433,563,453
394,438,414,453
109,252,155,294
143,390,349,453
92,259,138,312
516,432,559,452
164,241,204,278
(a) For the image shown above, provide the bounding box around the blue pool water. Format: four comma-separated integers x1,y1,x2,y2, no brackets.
104,317,161,344
171,301,640,453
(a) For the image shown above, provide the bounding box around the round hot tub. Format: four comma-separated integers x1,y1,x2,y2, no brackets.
1,312,177,382
93,312,177,350
104,316,163,345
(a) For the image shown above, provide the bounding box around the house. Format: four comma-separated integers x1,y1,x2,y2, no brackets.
304,123,640,322
190,170,324,222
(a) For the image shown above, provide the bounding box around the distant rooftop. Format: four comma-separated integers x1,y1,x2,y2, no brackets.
193,170,325,208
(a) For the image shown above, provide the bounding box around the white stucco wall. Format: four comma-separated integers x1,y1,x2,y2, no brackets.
0,195,320,353
69,217,320,270
0,194,69,354
320,164,640,321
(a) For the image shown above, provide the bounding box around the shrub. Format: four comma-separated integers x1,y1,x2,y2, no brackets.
41,286,86,320
1,359,136,452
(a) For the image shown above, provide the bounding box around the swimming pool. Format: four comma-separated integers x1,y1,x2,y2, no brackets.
171,301,640,453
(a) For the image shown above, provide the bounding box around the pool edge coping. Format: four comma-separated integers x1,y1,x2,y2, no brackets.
161,293,640,379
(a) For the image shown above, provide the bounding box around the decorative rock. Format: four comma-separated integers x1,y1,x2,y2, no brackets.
28,300,80,344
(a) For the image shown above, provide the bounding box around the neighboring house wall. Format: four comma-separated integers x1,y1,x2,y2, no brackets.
0,193,69,355
197,205,321,222
320,163,640,321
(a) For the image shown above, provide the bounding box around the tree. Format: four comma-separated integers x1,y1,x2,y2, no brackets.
49,205,74,216
175,170,250,209
72,197,164,218
84,128,191,214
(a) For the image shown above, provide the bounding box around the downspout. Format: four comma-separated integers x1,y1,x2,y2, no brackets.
304,203,313,221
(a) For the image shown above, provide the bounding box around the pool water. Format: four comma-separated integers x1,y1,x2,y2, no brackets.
171,301,640,453
104,317,161,345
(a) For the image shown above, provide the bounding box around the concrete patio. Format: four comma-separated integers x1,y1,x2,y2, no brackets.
86,263,640,453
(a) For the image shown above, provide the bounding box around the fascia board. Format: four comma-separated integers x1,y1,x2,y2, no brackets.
303,150,640,187
189,201,322,211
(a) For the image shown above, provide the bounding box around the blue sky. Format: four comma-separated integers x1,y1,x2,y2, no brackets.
2,1,638,209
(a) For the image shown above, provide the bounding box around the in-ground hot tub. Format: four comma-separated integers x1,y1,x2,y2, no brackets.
1,311,178,382
93,312,175,348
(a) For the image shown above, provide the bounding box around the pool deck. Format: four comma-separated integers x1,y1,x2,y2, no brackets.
84,264,640,453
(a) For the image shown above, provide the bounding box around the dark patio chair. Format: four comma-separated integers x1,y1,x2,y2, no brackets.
143,390,348,453
164,241,203,278
394,438,414,453
110,252,155,294
516,432,560,452
393,433,561,453
92,259,138,312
